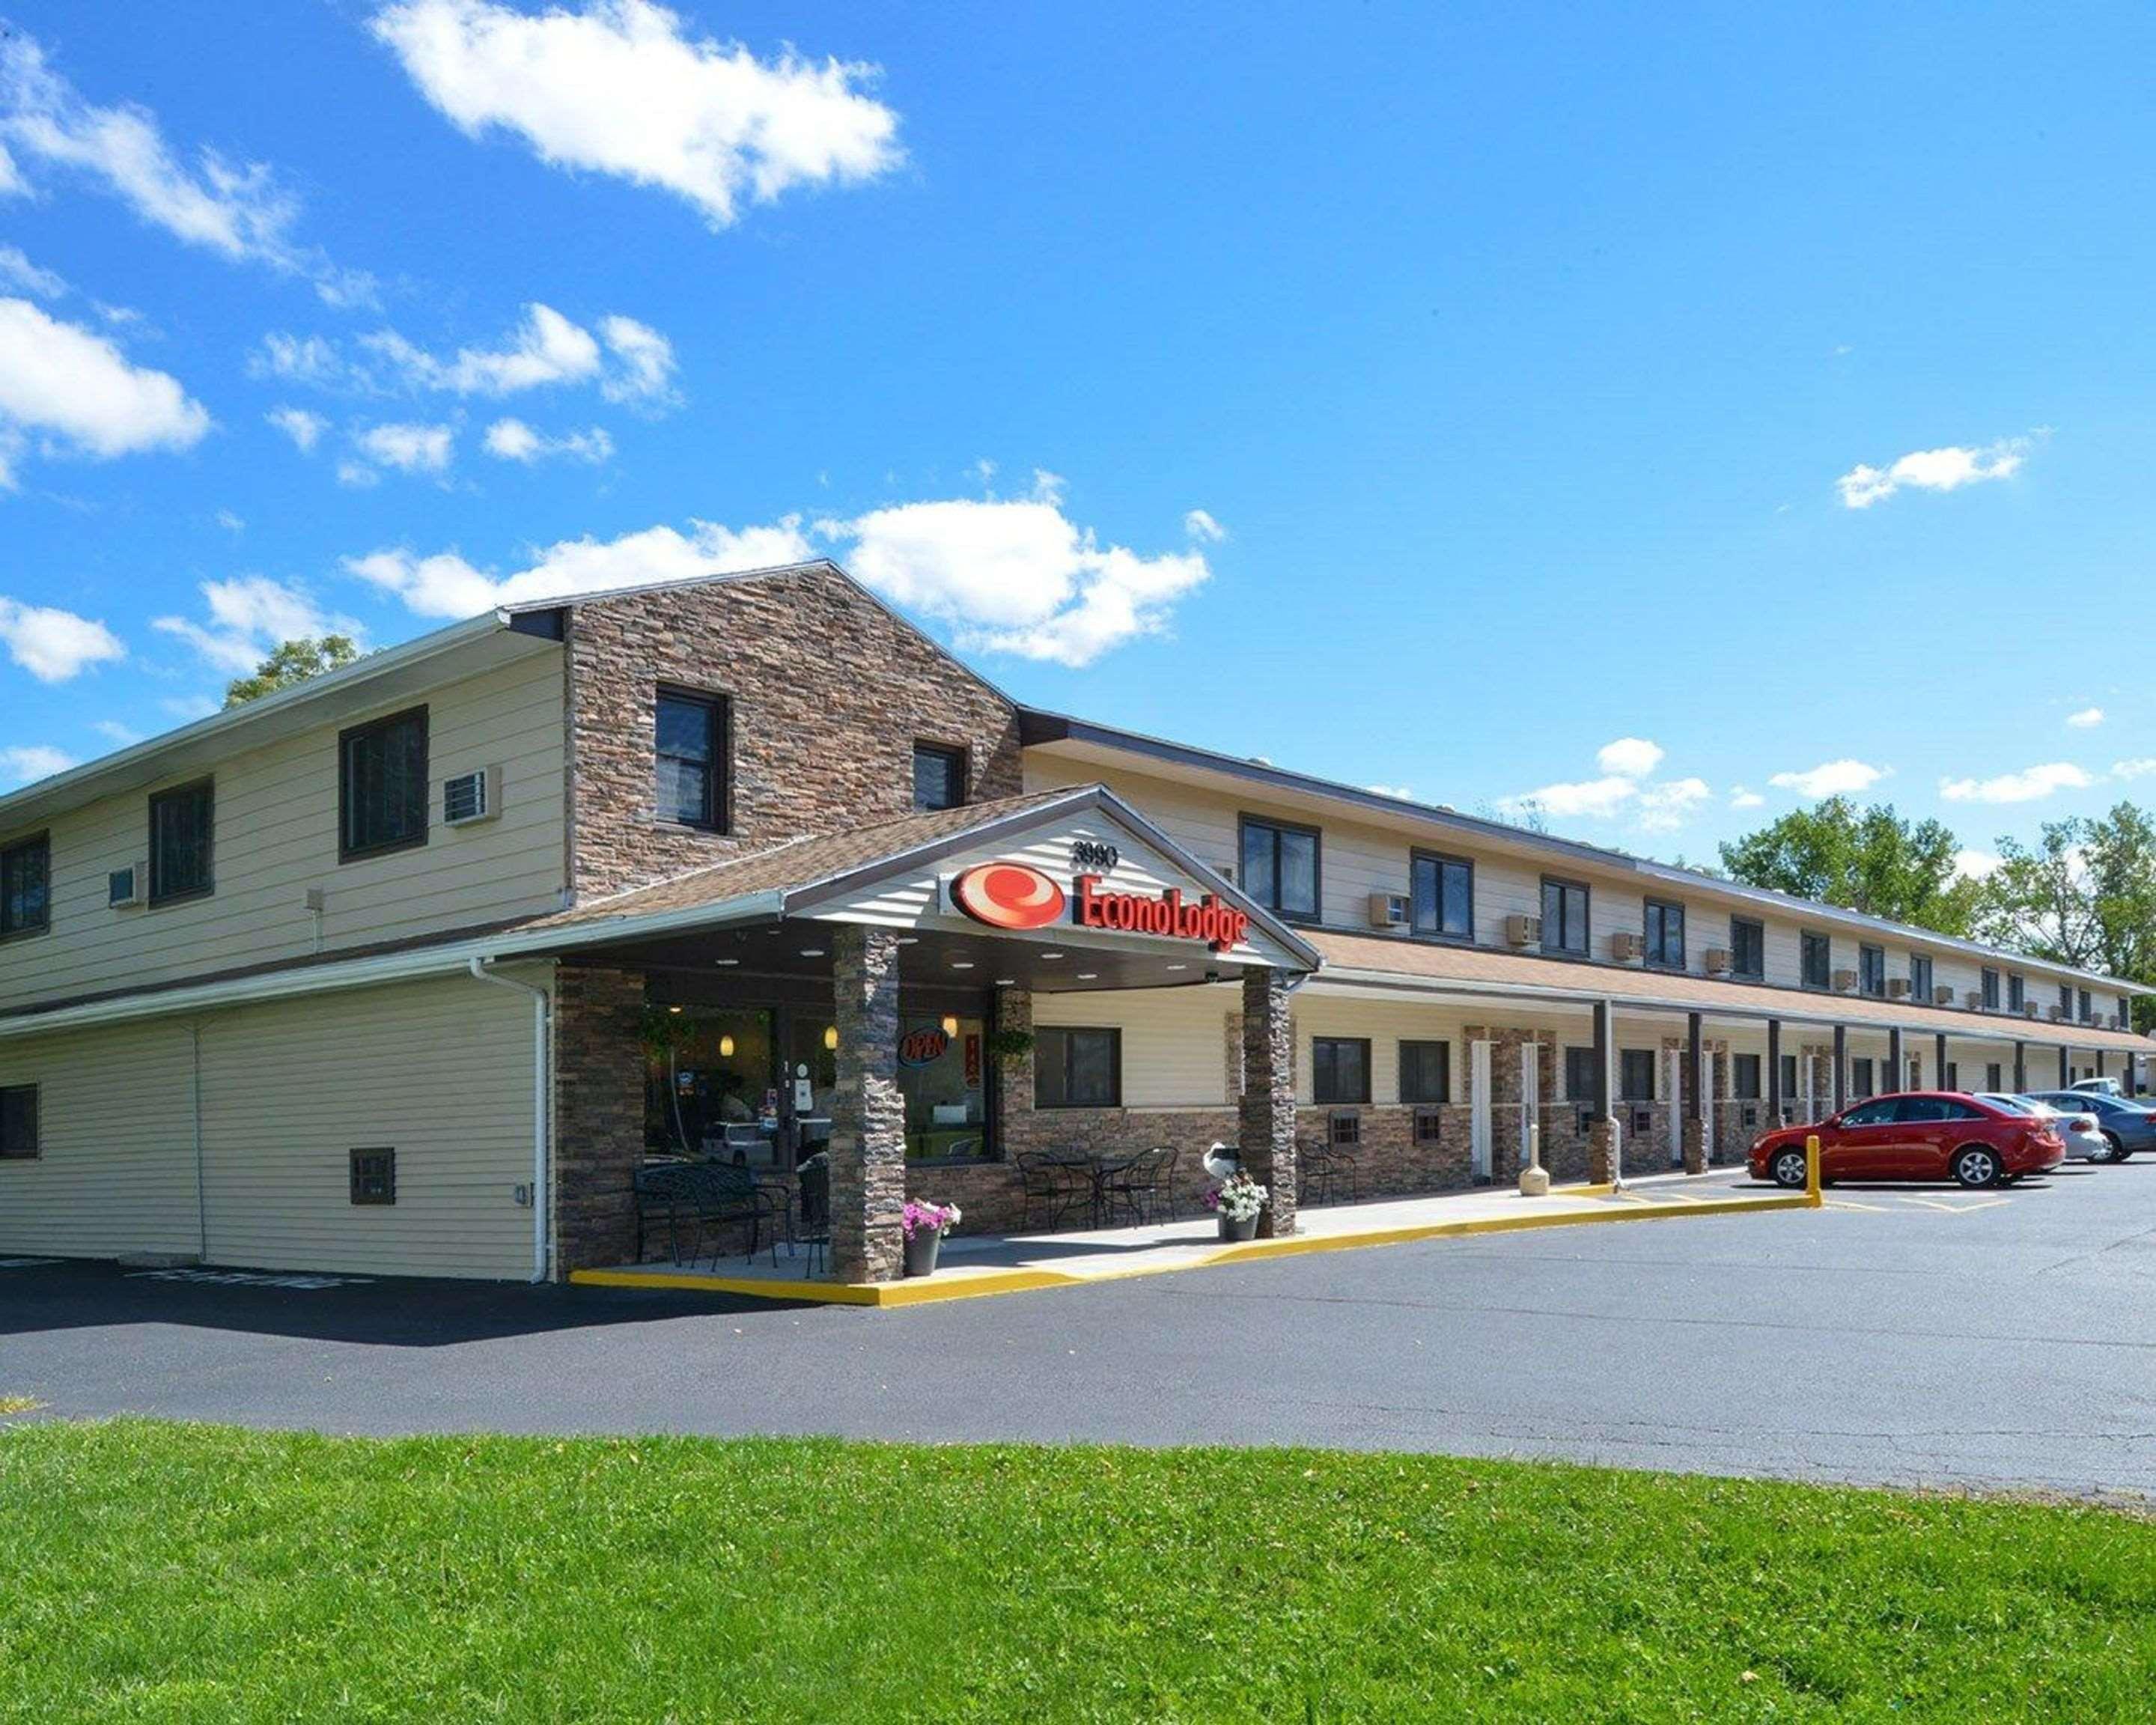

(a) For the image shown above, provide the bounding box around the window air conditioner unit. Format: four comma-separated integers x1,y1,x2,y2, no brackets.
1833,968,1858,994
2047,1003,2068,1021
1610,931,1645,963
1503,913,1541,949
2021,1001,2040,1018
1367,892,1409,929
1886,978,1913,1000
108,862,146,909
1964,989,1985,1009
1703,947,1732,976
1934,985,1955,1006
442,765,502,827
2107,1013,2123,1030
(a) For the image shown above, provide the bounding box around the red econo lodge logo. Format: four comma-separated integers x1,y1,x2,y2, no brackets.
950,862,1068,931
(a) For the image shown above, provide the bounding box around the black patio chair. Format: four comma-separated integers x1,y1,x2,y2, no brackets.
633,1161,779,1268
1013,1151,1089,1232
1104,1146,1178,1227
794,1154,831,1279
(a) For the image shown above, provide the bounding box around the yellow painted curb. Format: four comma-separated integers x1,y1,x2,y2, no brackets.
568,1187,1811,1307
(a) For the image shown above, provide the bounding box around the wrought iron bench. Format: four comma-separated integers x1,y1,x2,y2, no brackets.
633,1160,779,1268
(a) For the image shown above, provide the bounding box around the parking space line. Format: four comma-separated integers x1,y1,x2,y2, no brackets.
1895,1195,2009,1215
1824,1199,1889,1212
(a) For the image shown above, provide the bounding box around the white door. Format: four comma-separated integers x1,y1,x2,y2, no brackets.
1665,1048,1684,1166
1469,1040,1493,1181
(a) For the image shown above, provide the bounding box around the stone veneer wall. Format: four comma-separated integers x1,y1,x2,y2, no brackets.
553,964,647,1272
564,565,1025,899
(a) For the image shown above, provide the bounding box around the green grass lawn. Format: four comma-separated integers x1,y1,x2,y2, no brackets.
3,1420,2152,1721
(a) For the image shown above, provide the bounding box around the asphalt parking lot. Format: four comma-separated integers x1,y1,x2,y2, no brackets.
4,1163,2153,1498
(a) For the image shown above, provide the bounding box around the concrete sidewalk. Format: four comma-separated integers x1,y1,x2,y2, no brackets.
572,1170,1808,1306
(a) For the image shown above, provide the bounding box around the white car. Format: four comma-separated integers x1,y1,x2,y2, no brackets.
1983,1094,2108,1162
2071,1077,2125,1098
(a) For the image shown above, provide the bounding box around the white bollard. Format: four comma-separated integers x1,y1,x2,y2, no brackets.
1519,1119,1550,1196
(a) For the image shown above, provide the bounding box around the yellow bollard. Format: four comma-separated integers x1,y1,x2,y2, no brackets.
1805,1132,1823,1207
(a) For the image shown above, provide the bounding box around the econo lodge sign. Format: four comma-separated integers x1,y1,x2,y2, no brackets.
950,862,1250,953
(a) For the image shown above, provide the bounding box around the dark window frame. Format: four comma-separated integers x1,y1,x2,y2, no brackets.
1398,1038,1451,1105
1981,968,2000,1011
1312,1035,1372,1106
1563,1046,1598,1102
1643,897,1686,970
1409,849,1474,941
1730,916,1764,980
1540,875,1590,956
1851,1056,1876,1098
1985,1062,2003,1091
1035,1026,1122,1110
1733,1053,1762,1101
911,741,969,813
1618,1048,1655,1103
1800,930,1832,991
147,779,216,907
654,687,731,833
1238,814,1322,923
1910,954,1934,1003
1778,1053,1799,1102
338,705,430,864
1858,943,1886,998
2008,973,2026,1012
0,1083,36,1159
349,1146,396,1205
0,830,50,940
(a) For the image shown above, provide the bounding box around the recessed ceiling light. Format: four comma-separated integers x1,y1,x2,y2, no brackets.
799,948,825,958
667,1005,683,1014
1040,950,1063,959
1077,971,1099,980
951,961,975,970
994,978,1017,987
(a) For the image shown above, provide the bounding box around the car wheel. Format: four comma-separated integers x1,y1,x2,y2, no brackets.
2101,1133,2125,1163
1952,1146,2001,1189
1770,1147,1809,1189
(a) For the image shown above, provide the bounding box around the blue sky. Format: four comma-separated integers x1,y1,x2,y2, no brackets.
2,1,2152,873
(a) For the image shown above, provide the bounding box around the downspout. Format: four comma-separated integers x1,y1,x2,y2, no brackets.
469,957,552,1284
190,1022,207,1263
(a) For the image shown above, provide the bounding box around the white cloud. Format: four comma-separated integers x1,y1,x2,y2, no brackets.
1729,787,1766,810
267,406,328,452
152,576,358,675
0,743,73,785
353,420,456,477
1939,762,2093,805
362,302,600,396
597,314,677,406
369,0,903,228
335,459,380,490
347,517,815,618
1954,848,2003,881
1595,737,1663,779
2112,758,2156,781
215,508,245,534
1767,758,1886,799
2066,706,2104,729
91,719,140,745
0,28,370,306
0,298,209,485
482,418,614,463
252,332,355,391
0,597,126,681
831,496,1210,667
1499,775,1637,821
1183,508,1226,544
0,243,64,297
1836,436,2029,508
1634,776,1711,832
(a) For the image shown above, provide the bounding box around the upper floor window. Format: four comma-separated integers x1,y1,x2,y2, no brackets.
1858,943,1886,997
339,707,429,861
1730,916,1764,980
1541,877,1589,956
1800,931,1831,990
655,690,728,831
1643,898,1685,969
0,833,49,937
148,780,214,905
2078,987,2092,1023
2121,994,2133,1026
1410,851,1472,940
1910,955,1934,1001
1240,817,1319,921
1982,967,2000,1011
912,743,966,813
2009,973,2026,1012
2058,982,2074,1018
1312,1035,1371,1105
0,1083,35,1158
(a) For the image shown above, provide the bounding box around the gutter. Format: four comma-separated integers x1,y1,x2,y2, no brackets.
468,958,552,1284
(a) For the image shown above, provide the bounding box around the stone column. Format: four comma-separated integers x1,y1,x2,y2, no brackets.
1682,1013,1706,1173
1240,967,1297,1238
829,925,905,1283
1588,997,1617,1182
553,965,648,1273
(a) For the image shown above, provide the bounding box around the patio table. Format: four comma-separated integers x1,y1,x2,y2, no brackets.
1042,1149,1142,1229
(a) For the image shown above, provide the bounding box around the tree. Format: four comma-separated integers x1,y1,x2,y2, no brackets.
223,636,362,707
1717,797,1985,936
1979,803,2156,1028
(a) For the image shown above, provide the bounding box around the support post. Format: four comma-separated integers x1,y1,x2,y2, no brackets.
1936,1032,1949,1092
2059,1044,2071,1088
1887,1026,1903,1095
1682,1011,1707,1174
1240,968,1297,1239
1833,1024,1848,1113
2014,1040,2026,1092
1767,1019,1782,1121
1589,997,1618,1184
829,925,905,1283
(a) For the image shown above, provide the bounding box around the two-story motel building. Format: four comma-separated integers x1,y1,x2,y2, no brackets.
0,562,2146,1283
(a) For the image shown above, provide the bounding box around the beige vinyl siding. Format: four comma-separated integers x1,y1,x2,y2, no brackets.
0,1017,201,1261
1034,985,1231,1108
0,650,566,1013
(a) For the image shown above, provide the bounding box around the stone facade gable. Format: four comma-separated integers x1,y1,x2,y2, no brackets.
564,566,1024,898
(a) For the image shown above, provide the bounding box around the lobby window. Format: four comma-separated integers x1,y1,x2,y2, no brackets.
1910,955,1934,1002
349,1146,395,1205
1644,898,1685,970
1410,851,1472,940
1851,1058,1875,1099
0,1084,35,1158
2009,973,2026,1012
655,690,728,830
1618,1049,1655,1102
1541,877,1589,956
1240,817,1320,921
1564,1046,1598,1102
148,779,214,904
339,707,429,861
0,832,49,937
1982,968,2000,1011
1312,1036,1371,1105
1733,1054,1761,1101
1858,944,1886,998
1801,931,1831,990
1731,916,1764,980
1398,1039,1451,1105
1036,1027,1121,1110
911,743,966,813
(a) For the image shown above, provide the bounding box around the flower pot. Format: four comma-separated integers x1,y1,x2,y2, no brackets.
903,1227,943,1277
1217,1213,1258,1243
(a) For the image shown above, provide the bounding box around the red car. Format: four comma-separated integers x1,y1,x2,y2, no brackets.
1748,1091,2065,1190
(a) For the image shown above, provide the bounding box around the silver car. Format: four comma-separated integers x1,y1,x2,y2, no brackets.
1981,1094,2111,1163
